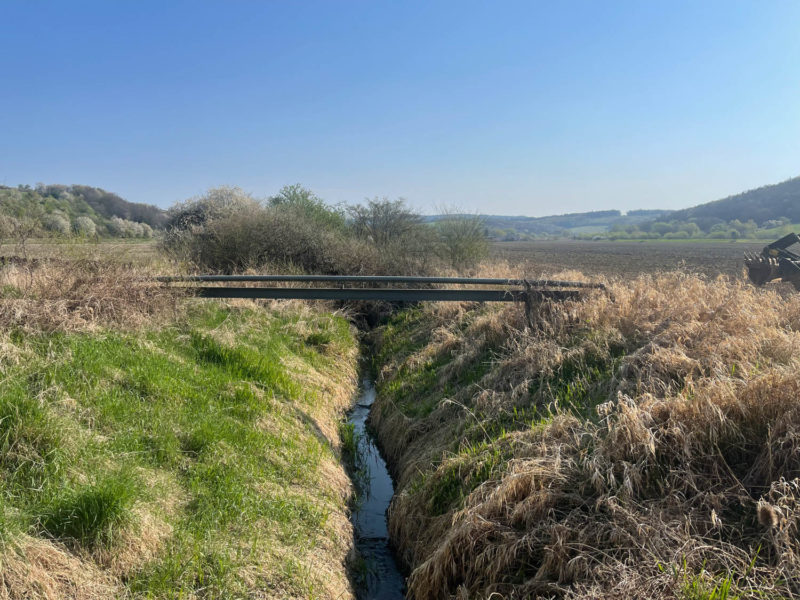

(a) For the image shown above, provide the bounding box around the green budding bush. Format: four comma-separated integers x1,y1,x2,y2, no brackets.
162,186,489,275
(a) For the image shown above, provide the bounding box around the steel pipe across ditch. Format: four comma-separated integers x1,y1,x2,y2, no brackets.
194,287,581,302
158,274,605,290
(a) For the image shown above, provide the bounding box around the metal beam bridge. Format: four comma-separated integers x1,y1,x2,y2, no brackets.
159,274,605,303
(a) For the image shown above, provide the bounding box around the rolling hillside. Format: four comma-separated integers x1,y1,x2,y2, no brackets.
442,175,800,241
0,184,166,237
667,176,800,229
427,209,673,240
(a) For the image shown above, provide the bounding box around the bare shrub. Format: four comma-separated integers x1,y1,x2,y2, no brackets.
0,215,19,240
166,199,377,274
161,186,260,266
434,211,489,270
4,217,41,259
163,186,385,275
164,185,259,231
348,197,423,246
348,197,444,274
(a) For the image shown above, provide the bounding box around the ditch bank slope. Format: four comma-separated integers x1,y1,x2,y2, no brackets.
0,292,359,599
369,273,800,599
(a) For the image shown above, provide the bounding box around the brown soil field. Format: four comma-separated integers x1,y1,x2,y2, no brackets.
493,239,766,279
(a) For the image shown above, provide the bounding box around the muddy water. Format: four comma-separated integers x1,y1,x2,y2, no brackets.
348,379,406,599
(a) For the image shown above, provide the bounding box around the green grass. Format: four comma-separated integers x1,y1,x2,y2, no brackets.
424,443,508,516
38,470,139,546
338,421,370,503
339,422,358,465
681,574,737,600
0,302,358,597
373,305,627,518
375,306,499,419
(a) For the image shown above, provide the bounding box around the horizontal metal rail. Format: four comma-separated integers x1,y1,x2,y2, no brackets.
160,274,605,290
195,287,581,302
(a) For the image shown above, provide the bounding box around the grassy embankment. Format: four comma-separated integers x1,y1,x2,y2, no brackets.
370,271,800,599
0,263,359,599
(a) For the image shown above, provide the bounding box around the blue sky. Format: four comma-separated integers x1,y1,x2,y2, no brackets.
1,1,798,215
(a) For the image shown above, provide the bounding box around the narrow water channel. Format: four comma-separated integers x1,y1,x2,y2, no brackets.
348,378,406,599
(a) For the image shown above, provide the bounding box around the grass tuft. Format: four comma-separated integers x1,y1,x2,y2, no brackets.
38,471,139,546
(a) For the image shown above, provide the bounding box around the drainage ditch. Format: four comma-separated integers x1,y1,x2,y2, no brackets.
347,378,406,599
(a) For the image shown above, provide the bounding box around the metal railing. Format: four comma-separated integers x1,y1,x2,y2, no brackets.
160,274,605,303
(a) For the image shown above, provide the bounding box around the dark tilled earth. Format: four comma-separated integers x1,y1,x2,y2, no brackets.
493,240,766,280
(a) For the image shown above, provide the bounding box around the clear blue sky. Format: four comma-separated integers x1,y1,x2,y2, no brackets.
1,1,798,216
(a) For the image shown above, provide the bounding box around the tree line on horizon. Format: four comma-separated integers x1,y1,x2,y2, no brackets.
3,173,799,247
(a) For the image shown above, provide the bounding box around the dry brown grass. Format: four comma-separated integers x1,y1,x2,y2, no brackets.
0,536,118,600
371,271,800,599
0,260,184,332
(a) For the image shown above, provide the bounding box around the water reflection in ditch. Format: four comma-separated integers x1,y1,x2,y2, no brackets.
348,379,406,599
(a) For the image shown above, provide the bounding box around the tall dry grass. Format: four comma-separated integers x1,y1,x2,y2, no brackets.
0,260,183,332
370,270,800,599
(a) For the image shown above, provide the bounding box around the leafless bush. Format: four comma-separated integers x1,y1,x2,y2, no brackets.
164,200,375,274
348,197,424,245
434,210,489,270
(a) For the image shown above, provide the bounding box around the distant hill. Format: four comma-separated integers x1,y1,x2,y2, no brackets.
427,209,674,240
668,176,800,230
34,184,167,228
430,175,800,241
0,184,166,237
